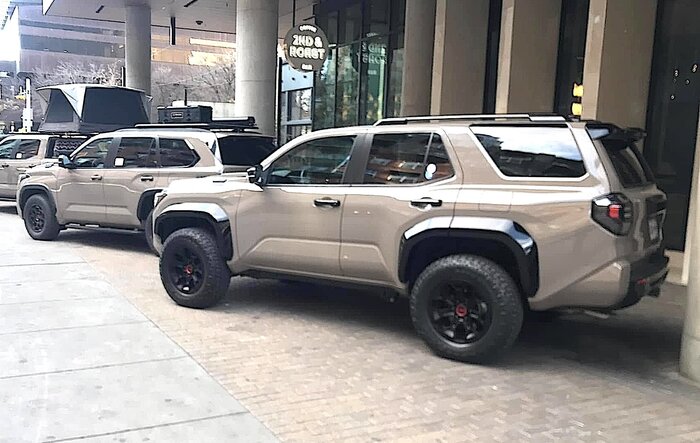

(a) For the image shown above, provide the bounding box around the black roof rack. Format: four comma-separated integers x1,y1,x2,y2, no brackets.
374,114,567,126
133,117,259,132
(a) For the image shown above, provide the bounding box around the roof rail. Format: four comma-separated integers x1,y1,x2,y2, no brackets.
133,119,259,132
373,114,566,126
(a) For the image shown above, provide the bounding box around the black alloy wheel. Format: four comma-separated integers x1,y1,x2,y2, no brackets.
159,227,231,309
28,204,46,234
23,194,61,241
168,246,205,295
428,281,492,345
410,254,523,363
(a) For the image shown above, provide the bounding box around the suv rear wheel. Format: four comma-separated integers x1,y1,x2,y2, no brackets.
160,227,231,308
23,194,61,241
410,254,523,363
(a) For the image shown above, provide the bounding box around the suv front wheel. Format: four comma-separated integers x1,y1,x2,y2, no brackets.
160,227,231,308
410,254,523,363
23,194,61,241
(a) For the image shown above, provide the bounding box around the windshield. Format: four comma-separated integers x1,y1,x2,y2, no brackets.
216,135,277,166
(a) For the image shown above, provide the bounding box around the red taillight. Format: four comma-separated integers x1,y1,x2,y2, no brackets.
592,193,633,235
608,204,622,220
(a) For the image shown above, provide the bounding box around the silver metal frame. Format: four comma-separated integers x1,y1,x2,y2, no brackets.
374,114,567,126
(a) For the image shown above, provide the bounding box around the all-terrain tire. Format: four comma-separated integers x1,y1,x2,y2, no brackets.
410,254,523,363
144,211,158,256
23,194,61,241
160,227,231,308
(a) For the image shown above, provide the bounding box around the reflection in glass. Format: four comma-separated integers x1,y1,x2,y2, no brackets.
335,44,360,127
386,32,404,118
360,36,388,124
313,48,337,129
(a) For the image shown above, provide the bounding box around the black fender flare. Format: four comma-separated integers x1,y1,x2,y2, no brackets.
154,208,233,260
399,217,539,297
136,189,164,222
18,185,57,213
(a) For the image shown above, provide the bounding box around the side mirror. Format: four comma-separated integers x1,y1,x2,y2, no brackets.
57,155,76,169
246,165,264,186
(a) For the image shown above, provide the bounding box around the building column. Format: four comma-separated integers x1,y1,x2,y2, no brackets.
581,0,657,128
125,3,151,95
495,0,561,113
681,110,700,382
431,0,490,115
235,0,279,136
400,0,436,117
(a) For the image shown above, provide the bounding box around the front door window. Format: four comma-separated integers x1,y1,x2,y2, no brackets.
72,139,112,169
267,136,356,185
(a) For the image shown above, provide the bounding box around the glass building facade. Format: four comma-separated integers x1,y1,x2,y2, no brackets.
313,0,406,129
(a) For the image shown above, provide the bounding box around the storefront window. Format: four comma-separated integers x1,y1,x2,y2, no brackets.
289,89,312,121
313,0,406,128
313,48,337,129
335,43,360,127
364,0,390,37
339,3,362,44
360,36,388,124
385,32,404,118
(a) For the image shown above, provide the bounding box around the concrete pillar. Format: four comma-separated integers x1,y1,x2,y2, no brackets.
431,0,490,115
125,3,151,95
235,0,279,136
496,0,561,113
681,111,700,382
400,0,436,116
581,0,657,129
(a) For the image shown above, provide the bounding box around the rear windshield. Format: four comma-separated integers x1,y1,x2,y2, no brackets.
216,136,277,166
600,139,655,188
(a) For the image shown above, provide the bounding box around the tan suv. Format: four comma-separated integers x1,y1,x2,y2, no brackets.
151,114,669,363
0,134,85,200
16,127,277,250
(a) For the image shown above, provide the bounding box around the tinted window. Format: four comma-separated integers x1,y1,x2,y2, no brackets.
14,140,40,159
160,139,198,167
217,136,277,166
115,137,157,168
268,136,355,185
472,126,586,178
50,138,86,158
601,139,654,188
72,138,112,168
0,139,18,159
364,133,454,185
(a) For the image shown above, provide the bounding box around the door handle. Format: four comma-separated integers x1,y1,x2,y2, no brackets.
313,198,341,208
91,174,103,181
410,198,443,208
140,175,154,182
0,164,8,168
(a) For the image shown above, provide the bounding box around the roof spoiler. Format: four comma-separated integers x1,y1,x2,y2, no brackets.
586,122,646,142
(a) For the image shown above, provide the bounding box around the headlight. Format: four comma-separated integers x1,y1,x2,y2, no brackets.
154,191,167,207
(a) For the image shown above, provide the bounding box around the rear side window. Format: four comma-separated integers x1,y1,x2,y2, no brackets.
600,139,653,188
159,138,198,167
115,137,157,168
217,136,277,166
363,133,454,185
471,126,586,178
14,140,40,159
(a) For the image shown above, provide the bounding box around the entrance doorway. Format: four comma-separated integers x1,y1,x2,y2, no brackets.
645,0,700,251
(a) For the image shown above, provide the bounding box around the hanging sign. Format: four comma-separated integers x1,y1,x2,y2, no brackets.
283,24,330,72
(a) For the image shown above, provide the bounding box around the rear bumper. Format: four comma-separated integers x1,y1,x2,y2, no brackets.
613,251,669,309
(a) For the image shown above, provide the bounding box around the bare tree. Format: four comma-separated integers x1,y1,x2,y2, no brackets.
32,60,123,87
